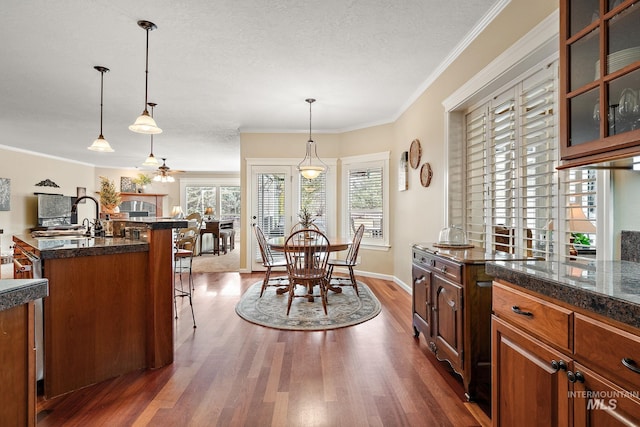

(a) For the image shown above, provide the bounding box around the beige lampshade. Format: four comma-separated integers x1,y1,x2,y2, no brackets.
88,135,114,152
129,110,162,134
170,206,184,218
204,207,214,215
568,204,596,233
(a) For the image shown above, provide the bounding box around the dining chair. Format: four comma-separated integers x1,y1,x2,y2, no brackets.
289,221,320,234
327,224,365,296
174,234,197,328
284,229,330,315
253,224,288,297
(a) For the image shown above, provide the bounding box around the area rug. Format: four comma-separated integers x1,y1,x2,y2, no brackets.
235,279,381,331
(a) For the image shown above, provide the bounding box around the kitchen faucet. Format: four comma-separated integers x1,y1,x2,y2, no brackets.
72,196,104,237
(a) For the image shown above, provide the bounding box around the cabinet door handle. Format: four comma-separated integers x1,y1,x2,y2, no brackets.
622,358,640,374
551,359,567,372
567,371,585,383
511,306,533,317
415,275,425,284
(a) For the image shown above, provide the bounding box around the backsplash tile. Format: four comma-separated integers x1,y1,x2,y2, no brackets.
621,230,640,262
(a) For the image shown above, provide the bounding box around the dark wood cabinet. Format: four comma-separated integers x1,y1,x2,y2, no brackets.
412,245,493,402
492,279,640,426
559,0,640,167
492,316,571,427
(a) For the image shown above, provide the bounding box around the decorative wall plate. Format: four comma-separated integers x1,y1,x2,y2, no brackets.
409,139,421,169
420,162,433,187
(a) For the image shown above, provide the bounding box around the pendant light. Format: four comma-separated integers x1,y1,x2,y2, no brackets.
142,102,160,166
88,66,114,152
297,98,327,179
129,20,162,134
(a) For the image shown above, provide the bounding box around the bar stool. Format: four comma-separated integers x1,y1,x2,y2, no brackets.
174,234,196,328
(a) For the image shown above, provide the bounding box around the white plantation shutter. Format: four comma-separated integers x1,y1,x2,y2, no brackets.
465,108,488,247
463,62,560,259
489,92,518,254
519,68,557,258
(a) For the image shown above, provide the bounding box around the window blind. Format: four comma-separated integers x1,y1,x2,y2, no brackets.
299,173,327,233
347,166,383,239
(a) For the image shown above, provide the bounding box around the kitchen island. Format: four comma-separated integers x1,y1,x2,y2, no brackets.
12,218,187,399
1,278,48,426
487,258,640,425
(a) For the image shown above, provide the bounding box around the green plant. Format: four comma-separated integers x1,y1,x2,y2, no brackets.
297,205,316,227
132,173,152,186
572,232,591,246
98,176,121,210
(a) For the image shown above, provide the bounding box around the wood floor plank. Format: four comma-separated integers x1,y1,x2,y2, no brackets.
36,272,486,426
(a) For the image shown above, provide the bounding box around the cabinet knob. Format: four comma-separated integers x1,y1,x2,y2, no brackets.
622,358,640,374
511,306,533,317
551,360,567,372
567,371,585,383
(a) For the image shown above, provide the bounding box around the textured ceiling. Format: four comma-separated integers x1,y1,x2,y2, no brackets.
0,0,499,173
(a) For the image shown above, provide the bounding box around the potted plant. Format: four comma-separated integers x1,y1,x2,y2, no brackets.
297,205,316,228
98,176,121,213
132,173,152,193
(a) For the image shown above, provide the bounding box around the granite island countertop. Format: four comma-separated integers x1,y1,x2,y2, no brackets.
13,235,149,260
0,278,48,311
486,258,640,329
413,242,530,264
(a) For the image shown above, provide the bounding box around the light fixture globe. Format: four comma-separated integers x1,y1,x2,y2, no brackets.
141,102,160,165
129,20,162,135
88,66,114,152
129,110,162,134
89,135,114,152
297,98,327,179
299,165,324,179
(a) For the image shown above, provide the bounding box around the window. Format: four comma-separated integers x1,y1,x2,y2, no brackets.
463,66,558,258
298,172,328,233
341,152,389,247
181,178,241,228
457,61,598,261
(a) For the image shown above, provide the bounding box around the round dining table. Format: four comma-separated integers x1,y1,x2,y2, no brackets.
267,235,351,295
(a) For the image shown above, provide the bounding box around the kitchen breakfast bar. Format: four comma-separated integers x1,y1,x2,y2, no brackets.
11,218,187,401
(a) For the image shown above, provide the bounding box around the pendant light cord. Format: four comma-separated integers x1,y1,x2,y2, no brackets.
99,70,104,136
144,27,150,111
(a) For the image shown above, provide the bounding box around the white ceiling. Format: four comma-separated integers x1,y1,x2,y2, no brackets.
0,0,499,173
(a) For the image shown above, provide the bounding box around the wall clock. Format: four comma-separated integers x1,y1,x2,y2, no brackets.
420,162,433,187
409,139,421,169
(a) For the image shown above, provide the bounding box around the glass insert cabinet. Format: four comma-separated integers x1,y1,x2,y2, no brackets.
560,0,640,166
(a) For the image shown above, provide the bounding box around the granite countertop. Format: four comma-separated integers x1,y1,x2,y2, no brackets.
486,258,640,329
0,278,48,311
115,217,188,230
13,235,149,260
413,242,528,264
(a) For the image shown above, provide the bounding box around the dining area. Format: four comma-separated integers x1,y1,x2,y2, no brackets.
235,221,375,331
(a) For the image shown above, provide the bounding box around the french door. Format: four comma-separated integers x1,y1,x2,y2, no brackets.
249,166,293,271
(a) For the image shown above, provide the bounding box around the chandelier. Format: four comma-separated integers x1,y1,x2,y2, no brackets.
87,66,114,152
297,98,327,179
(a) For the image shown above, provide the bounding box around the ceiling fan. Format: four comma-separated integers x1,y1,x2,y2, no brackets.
153,158,184,183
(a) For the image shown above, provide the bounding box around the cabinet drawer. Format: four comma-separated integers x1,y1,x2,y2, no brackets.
433,259,462,283
575,314,640,392
492,282,573,351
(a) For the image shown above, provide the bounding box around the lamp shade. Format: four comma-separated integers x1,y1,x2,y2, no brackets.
204,207,214,215
129,110,162,134
142,152,159,166
299,165,324,179
568,204,596,233
170,206,184,218
88,135,114,152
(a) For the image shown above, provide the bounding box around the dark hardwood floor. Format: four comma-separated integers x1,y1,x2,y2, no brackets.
36,272,489,426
